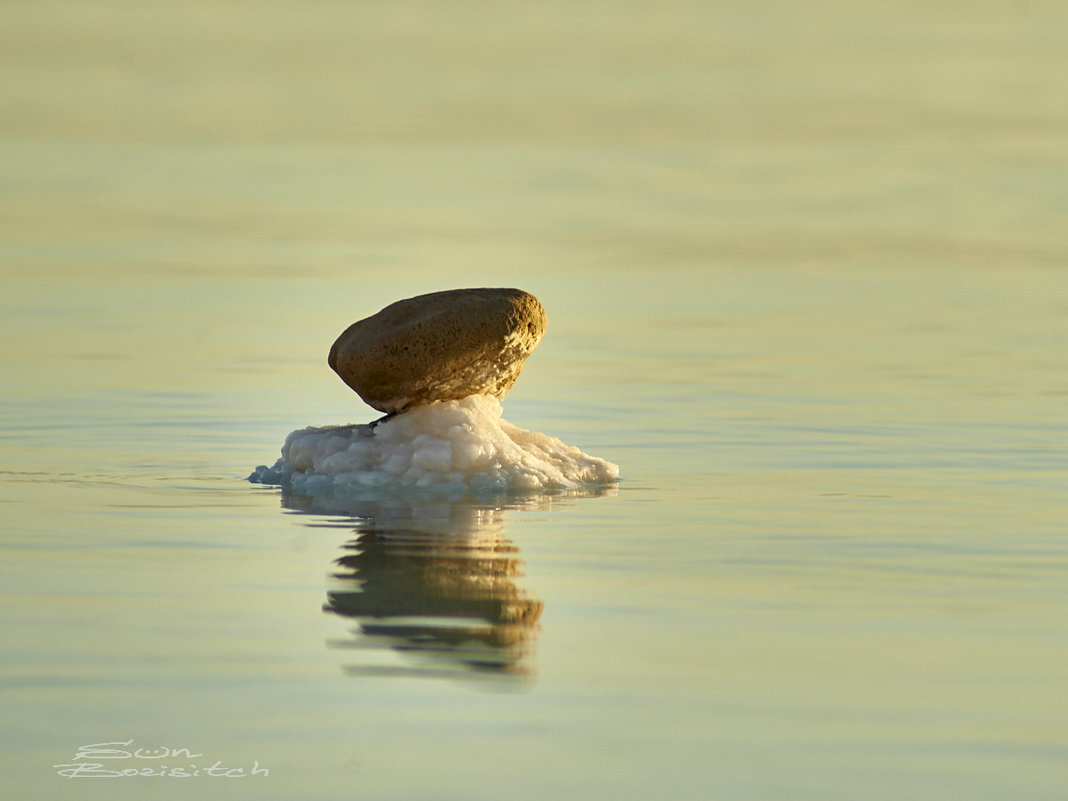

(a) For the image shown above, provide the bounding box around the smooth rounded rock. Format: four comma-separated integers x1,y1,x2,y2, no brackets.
328,288,547,414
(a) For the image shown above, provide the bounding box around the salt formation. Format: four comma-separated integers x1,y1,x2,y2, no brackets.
249,287,618,497
329,287,546,414
249,395,619,496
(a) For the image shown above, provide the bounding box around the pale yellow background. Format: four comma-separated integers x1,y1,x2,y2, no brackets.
2,2,1067,799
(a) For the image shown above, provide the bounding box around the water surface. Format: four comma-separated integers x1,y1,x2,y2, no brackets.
3,2,1068,799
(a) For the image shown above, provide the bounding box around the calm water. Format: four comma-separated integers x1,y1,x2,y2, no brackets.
3,2,1068,799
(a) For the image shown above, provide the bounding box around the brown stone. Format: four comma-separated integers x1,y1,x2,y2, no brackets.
328,288,547,414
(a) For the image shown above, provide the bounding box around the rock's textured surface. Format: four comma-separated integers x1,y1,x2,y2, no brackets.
328,288,547,414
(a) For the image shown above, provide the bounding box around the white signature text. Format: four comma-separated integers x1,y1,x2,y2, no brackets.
54,740,269,778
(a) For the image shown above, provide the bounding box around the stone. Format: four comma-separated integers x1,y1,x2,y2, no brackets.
328,287,547,415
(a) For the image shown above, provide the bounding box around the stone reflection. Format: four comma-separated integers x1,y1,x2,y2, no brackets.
283,492,545,682
327,520,543,679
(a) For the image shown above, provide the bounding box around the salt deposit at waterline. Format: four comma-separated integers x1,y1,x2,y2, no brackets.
249,394,620,497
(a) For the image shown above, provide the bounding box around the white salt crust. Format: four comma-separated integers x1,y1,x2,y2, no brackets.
249,395,619,497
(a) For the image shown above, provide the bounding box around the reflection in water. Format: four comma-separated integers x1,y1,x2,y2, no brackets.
280,490,611,683
328,521,542,680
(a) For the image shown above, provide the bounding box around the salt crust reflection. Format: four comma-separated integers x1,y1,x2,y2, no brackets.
281,488,615,684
